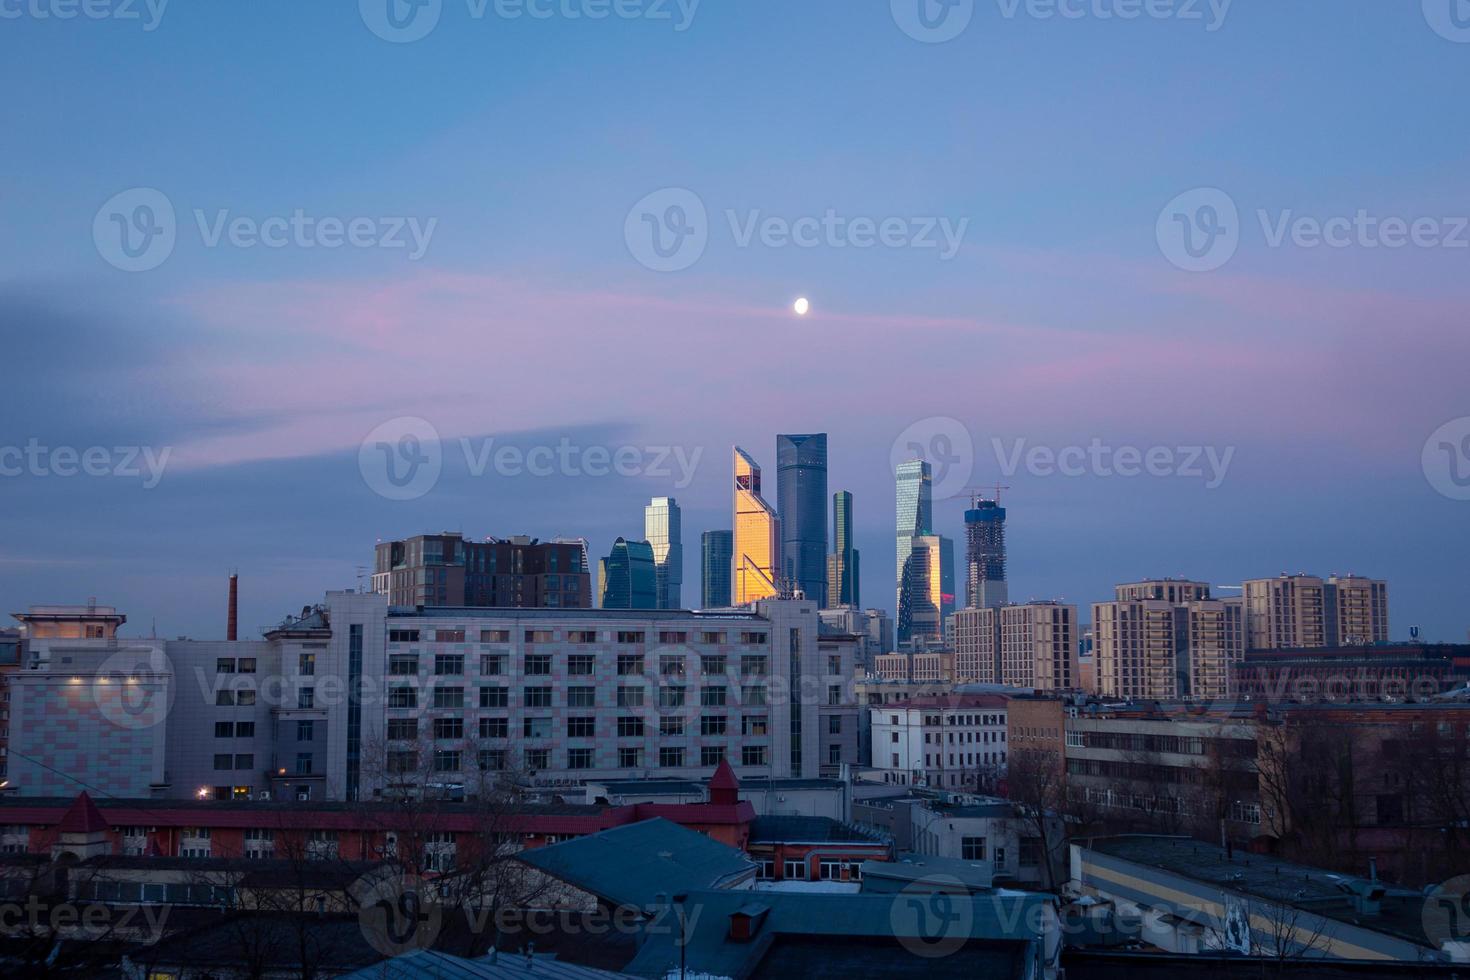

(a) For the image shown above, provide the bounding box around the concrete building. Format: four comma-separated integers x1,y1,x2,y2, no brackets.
952,606,1000,682
8,594,861,802
854,796,1065,888
1243,573,1388,650
372,534,591,610
643,497,682,610
818,606,880,671
1064,703,1263,838
732,447,782,604
1072,836,1440,961
863,607,892,657
1093,584,1242,700
1001,602,1079,691
869,694,1009,790
1231,643,1470,702
871,651,954,684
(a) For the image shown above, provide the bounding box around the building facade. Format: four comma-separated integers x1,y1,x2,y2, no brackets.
776,433,828,606
372,534,591,610
732,447,781,605
643,497,683,610
701,530,733,608
869,694,1010,790
1000,602,1079,691
826,489,860,609
1093,582,1243,700
1241,573,1389,651
598,538,656,610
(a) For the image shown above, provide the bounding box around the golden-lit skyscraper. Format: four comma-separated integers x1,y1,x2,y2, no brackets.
733,446,782,605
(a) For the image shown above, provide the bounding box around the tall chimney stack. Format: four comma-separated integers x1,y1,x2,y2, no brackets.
227,573,239,642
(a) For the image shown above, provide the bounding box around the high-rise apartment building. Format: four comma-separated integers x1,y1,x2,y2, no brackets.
733,447,781,605
1327,574,1390,646
701,530,733,608
963,496,1008,609
1242,573,1387,650
826,490,860,609
372,534,591,609
644,497,683,610
599,538,657,610
1093,582,1243,700
776,434,828,606
1114,579,1212,604
999,602,1078,691
952,606,1000,682
897,534,954,647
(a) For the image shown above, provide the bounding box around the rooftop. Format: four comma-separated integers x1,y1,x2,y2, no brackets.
748,815,886,845
515,817,756,912
1081,836,1431,947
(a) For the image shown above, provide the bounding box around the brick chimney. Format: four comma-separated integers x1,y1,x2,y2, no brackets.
227,573,238,642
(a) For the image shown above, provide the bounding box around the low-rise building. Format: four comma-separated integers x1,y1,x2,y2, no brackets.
869,694,1009,790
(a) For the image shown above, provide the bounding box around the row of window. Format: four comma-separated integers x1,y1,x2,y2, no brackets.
393,713,781,741
387,684,785,709
390,629,770,646
387,744,773,773
390,653,780,677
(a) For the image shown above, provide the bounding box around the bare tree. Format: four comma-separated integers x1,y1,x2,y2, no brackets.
1002,746,1069,890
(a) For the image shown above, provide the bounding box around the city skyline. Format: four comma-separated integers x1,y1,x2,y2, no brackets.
3,5,1466,642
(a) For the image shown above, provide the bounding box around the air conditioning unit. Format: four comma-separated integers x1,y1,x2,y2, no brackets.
257,791,271,801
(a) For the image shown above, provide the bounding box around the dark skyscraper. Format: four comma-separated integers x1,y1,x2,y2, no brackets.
701,529,733,607
827,490,860,608
776,433,828,605
598,538,656,609
964,495,1008,609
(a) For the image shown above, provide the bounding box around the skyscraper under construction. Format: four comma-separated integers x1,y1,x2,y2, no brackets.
964,493,1008,609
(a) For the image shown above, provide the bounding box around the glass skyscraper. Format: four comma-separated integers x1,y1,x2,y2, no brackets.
732,446,781,604
898,533,954,646
826,489,860,608
598,538,657,609
776,433,828,606
895,459,933,629
701,529,733,607
644,496,683,609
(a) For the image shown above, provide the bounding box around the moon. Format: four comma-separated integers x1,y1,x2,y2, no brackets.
793,297,810,316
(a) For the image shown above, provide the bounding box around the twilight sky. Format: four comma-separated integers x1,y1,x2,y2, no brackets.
1,1,1467,640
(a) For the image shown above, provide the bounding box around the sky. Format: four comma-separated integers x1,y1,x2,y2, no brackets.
1,0,1468,640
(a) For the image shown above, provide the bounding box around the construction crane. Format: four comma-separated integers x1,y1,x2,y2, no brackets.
963,484,1011,507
